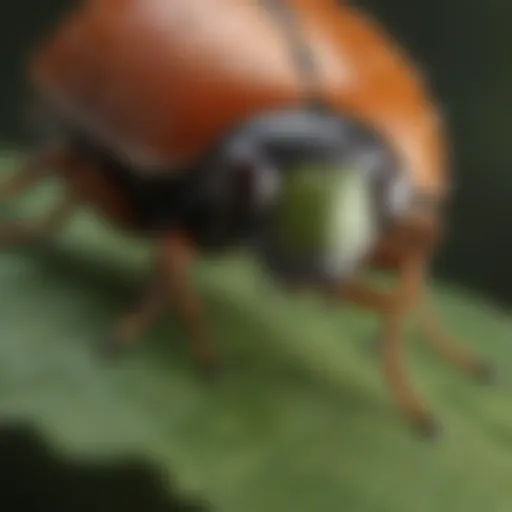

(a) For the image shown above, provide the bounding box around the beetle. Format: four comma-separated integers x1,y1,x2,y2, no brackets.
0,0,494,437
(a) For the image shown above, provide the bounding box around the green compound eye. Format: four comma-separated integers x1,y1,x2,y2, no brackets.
273,164,378,278
275,167,333,253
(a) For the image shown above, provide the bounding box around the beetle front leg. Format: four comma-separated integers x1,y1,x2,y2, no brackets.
331,253,440,438
379,306,441,438
160,234,219,378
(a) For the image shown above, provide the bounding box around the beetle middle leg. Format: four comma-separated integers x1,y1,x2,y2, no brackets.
159,233,219,378
0,150,58,202
416,294,497,384
0,193,77,250
105,264,169,356
0,149,79,249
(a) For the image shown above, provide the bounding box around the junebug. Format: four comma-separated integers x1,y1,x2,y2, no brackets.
0,0,494,437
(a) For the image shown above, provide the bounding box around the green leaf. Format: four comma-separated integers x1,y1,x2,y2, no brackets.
2,151,512,512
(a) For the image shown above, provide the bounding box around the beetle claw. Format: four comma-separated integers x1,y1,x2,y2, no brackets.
197,360,221,381
365,332,382,355
474,362,500,386
100,336,134,361
414,415,444,441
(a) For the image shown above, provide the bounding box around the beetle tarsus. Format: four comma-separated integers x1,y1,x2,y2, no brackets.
414,415,444,441
365,331,382,356
197,359,221,381
100,335,136,361
474,362,500,386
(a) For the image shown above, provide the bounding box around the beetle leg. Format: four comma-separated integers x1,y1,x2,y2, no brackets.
0,192,78,250
329,252,441,438
160,233,219,378
0,148,79,249
416,294,497,384
0,149,62,202
105,266,169,355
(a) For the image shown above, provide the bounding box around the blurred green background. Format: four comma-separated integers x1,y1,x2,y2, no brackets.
2,0,511,306
1,2,512,512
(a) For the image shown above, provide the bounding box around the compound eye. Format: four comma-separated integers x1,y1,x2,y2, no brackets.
387,172,413,217
220,139,281,208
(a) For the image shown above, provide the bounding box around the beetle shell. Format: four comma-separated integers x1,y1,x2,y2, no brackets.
30,0,448,200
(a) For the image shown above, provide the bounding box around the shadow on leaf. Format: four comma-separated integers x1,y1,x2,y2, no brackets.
0,420,208,511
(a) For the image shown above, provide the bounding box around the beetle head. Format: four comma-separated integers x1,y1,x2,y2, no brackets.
257,160,412,288
212,108,414,288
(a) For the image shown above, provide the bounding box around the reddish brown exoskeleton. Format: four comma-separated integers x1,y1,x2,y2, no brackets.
0,0,493,437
